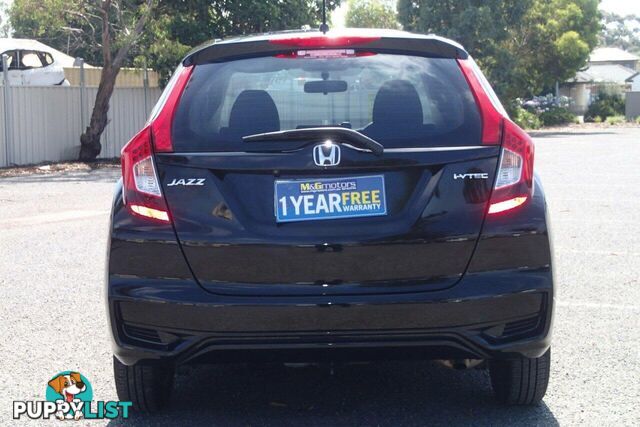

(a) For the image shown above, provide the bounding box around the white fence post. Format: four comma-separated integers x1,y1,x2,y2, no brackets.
79,58,86,132
143,58,149,114
2,54,12,166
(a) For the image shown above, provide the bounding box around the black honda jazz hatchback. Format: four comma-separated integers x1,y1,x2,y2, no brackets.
108,29,554,411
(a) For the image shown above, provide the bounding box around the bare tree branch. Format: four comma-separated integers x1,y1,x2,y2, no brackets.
62,10,97,42
112,0,154,69
113,0,125,30
100,0,113,67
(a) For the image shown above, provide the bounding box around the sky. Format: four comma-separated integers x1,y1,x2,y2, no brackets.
332,2,349,28
599,0,640,16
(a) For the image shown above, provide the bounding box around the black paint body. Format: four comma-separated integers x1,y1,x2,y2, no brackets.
107,146,554,366
108,31,553,366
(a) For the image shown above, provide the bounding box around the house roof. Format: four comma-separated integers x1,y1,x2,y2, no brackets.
568,64,637,84
0,38,94,67
571,70,594,83
589,47,639,63
627,72,640,82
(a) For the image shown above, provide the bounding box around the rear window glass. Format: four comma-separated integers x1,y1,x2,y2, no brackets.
172,53,481,151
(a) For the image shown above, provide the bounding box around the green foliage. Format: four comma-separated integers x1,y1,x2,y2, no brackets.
10,1,342,83
207,1,341,35
10,0,155,67
539,106,577,126
143,0,342,82
512,105,542,130
604,115,625,125
397,0,600,104
345,0,400,29
636,116,640,125
585,93,625,122
11,0,102,65
511,104,576,129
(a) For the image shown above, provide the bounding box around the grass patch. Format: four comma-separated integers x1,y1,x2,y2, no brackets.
604,115,626,126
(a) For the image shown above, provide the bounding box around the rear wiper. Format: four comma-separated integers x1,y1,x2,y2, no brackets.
242,127,384,156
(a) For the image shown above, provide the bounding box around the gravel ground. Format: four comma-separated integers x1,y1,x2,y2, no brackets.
1,128,639,426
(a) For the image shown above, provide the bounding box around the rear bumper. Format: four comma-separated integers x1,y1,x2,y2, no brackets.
108,268,554,366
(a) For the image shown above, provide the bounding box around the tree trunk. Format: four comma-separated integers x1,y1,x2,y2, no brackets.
78,0,154,161
78,65,119,161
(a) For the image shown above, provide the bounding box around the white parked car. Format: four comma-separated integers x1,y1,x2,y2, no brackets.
0,39,70,86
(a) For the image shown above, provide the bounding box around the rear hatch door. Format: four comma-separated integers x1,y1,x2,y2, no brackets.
157,47,499,296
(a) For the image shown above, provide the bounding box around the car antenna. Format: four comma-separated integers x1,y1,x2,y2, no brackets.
319,0,329,33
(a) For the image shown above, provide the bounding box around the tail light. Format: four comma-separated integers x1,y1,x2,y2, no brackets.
458,58,534,214
121,127,169,222
457,58,503,145
274,49,377,59
488,120,535,214
120,65,193,222
269,35,380,48
149,65,193,152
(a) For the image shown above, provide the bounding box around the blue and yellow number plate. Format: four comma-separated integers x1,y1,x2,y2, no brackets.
275,175,387,223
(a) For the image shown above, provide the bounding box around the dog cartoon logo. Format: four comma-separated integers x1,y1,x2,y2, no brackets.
13,371,130,421
46,371,93,420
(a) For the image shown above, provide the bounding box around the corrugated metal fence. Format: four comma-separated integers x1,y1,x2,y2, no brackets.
0,85,161,167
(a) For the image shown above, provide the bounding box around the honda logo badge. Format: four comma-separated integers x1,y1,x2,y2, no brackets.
313,142,341,167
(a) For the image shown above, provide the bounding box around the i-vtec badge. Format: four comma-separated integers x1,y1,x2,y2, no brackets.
167,178,206,186
453,173,489,180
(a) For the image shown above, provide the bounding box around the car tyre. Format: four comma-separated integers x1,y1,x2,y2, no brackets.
489,348,550,405
113,356,174,413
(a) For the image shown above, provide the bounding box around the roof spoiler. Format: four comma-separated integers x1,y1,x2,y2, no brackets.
183,33,468,66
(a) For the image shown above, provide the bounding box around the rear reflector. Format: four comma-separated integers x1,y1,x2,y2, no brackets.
269,36,380,48
488,196,528,214
130,204,170,222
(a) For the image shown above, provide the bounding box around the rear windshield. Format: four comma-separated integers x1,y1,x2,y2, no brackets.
172,52,481,151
